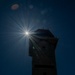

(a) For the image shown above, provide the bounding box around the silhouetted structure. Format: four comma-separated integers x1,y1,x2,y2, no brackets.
29,29,58,75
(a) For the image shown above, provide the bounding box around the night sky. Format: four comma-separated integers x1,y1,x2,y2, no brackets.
0,0,75,75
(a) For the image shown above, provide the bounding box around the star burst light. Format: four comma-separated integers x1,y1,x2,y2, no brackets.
25,31,29,36
7,3,48,47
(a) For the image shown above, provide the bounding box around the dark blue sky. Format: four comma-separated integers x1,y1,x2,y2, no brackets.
0,0,75,75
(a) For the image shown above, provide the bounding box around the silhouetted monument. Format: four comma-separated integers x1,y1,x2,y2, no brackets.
29,29,58,75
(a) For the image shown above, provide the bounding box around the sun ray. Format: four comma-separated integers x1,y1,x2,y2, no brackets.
29,35,51,61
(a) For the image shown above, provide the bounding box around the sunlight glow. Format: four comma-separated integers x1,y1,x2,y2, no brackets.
25,31,29,36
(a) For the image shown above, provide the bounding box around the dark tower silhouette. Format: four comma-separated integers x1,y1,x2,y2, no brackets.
29,29,58,75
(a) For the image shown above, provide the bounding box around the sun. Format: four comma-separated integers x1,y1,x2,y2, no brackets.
25,31,29,36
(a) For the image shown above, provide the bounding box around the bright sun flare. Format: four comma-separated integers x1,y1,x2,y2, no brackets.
25,31,29,36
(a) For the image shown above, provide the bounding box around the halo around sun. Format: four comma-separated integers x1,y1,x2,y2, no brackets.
25,31,29,35
24,31,30,36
